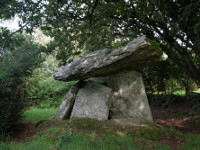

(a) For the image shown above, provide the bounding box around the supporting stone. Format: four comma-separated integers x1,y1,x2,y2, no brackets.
107,70,153,122
53,84,79,121
70,81,112,121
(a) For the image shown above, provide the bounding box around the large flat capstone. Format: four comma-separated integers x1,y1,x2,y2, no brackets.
54,36,161,82
70,81,112,121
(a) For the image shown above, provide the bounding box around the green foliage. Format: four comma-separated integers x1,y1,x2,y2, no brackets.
145,38,163,56
0,34,45,137
0,34,44,96
42,0,200,82
24,54,76,108
147,94,184,108
143,61,176,93
148,92,200,115
0,98,22,139
185,94,200,116
143,60,198,94
143,59,199,109
1,0,200,82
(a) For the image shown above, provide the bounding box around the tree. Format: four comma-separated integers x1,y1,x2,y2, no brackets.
1,0,200,82
0,33,45,136
143,60,197,95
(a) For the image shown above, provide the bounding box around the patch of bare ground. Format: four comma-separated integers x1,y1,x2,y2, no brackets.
151,106,200,134
11,123,36,142
153,137,183,150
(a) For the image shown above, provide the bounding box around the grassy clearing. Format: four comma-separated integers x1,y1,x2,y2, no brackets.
173,89,200,96
0,120,174,150
22,107,57,123
193,90,200,94
1,108,200,150
54,132,140,150
0,118,199,150
0,127,59,150
173,90,186,96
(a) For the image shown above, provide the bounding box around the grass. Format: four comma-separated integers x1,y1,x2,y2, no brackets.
173,90,186,96
173,90,200,96
0,127,59,150
0,122,173,150
54,132,139,150
193,90,200,94
1,107,200,150
150,89,200,96
22,107,57,123
182,134,200,150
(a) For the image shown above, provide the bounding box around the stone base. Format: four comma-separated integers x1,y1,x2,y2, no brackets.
71,81,112,121
107,70,153,122
54,70,153,123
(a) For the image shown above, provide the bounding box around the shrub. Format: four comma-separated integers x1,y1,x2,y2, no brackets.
147,94,185,108
0,98,22,138
24,54,76,108
0,33,45,137
143,61,198,95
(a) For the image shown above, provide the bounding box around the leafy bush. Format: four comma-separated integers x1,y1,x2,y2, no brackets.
24,54,76,108
143,61,198,95
185,94,200,115
147,94,185,108
0,33,45,137
0,98,22,139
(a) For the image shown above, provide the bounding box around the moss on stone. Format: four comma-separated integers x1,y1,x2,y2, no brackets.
145,38,163,56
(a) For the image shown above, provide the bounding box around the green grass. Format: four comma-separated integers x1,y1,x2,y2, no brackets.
55,133,138,150
150,89,200,96
173,90,186,96
173,90,200,96
0,127,59,150
22,107,57,123
182,134,200,150
193,90,200,94
0,124,172,150
1,107,200,150
1,117,200,150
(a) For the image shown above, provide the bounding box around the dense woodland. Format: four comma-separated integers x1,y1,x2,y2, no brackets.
0,0,200,149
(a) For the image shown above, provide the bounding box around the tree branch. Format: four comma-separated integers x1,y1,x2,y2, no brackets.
90,0,99,24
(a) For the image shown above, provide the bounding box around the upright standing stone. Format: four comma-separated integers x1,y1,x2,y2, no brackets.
71,81,112,121
108,70,153,122
53,85,79,121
